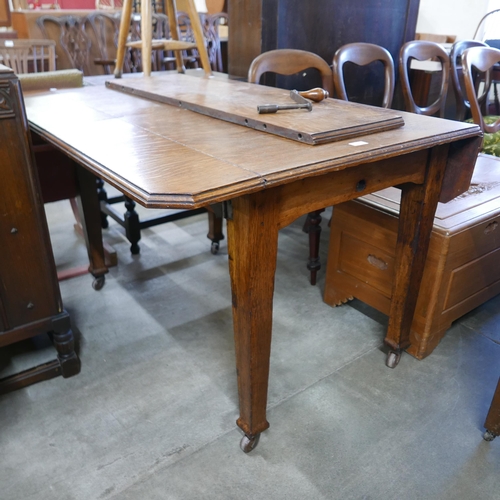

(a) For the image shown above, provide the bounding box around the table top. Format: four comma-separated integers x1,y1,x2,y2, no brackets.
24,73,481,209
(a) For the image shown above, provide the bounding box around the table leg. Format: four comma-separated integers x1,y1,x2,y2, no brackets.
226,191,279,452
384,144,449,368
75,166,108,290
484,377,500,441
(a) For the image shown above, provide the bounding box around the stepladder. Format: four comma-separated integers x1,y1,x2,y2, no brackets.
114,0,213,77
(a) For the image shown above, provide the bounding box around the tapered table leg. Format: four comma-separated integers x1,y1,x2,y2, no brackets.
226,191,279,452
384,144,449,368
484,377,500,440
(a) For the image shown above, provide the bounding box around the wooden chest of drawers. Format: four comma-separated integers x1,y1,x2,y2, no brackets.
0,65,80,393
324,154,500,359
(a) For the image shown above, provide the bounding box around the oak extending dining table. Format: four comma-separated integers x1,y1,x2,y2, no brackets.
24,72,482,452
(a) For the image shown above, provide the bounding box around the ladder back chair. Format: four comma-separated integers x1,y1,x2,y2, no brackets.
0,39,56,74
248,48,334,286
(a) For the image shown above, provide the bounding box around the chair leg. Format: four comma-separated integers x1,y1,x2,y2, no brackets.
306,209,324,285
166,0,186,73
114,0,133,78
183,0,213,76
141,0,153,76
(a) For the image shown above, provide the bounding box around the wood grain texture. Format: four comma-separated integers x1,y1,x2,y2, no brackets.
106,72,403,144
484,377,500,436
24,79,481,210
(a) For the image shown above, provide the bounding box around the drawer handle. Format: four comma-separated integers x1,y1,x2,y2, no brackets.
367,254,388,270
484,221,498,235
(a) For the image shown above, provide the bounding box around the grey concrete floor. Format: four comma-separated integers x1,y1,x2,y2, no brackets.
1,198,499,500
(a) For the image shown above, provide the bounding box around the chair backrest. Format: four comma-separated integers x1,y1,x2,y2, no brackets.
0,39,56,74
37,15,92,75
474,9,500,47
399,40,450,117
449,40,489,121
85,11,122,75
462,45,500,134
332,42,394,108
247,48,334,96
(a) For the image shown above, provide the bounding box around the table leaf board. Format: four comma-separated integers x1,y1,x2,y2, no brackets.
106,73,404,145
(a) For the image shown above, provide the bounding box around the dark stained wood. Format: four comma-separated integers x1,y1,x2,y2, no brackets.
228,0,420,107
463,46,500,134
24,76,481,445
247,48,334,96
450,40,489,121
106,73,404,145
484,377,500,438
333,42,395,109
399,40,450,117
0,65,80,392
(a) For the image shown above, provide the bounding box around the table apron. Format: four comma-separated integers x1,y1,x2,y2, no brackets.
276,149,428,230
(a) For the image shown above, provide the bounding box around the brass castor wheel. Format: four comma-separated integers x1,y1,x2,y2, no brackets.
92,275,105,291
211,241,219,255
483,430,497,441
386,350,401,369
240,433,260,453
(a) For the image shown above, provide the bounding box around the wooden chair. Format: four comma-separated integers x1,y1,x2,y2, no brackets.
248,48,333,286
0,39,56,74
483,377,500,441
399,40,450,117
114,0,212,77
332,42,395,108
462,45,500,157
85,11,124,75
37,15,93,75
450,40,489,121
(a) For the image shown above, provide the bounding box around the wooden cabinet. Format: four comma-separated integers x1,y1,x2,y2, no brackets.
0,65,80,393
228,0,420,106
324,154,500,360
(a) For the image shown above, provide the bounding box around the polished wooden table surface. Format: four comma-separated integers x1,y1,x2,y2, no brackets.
24,74,482,452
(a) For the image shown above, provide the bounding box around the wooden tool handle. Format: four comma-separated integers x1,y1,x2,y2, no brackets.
298,88,329,102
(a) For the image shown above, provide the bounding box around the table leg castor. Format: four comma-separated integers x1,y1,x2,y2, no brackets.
240,433,260,453
483,430,498,441
386,350,402,369
92,275,106,291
